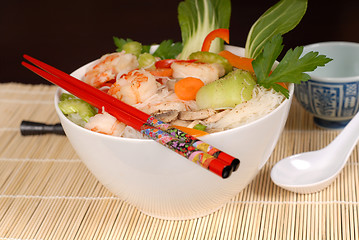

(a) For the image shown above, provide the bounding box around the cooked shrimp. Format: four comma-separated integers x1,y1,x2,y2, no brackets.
84,52,138,88
171,62,225,84
85,111,126,136
108,69,158,105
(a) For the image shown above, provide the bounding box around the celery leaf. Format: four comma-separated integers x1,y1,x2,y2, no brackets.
252,34,333,98
152,40,183,59
251,34,283,84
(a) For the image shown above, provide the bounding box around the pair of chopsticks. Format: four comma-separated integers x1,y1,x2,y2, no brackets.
22,55,240,179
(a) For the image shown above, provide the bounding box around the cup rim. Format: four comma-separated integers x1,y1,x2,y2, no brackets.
303,41,359,82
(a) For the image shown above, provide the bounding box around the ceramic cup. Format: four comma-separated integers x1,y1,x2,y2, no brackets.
295,41,359,129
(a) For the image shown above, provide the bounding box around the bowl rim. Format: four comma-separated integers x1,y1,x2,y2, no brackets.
303,41,359,82
54,45,294,143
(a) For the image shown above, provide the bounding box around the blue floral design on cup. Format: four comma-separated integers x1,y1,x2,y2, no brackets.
295,80,359,128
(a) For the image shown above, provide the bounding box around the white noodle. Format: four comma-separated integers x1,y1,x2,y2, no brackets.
208,86,284,130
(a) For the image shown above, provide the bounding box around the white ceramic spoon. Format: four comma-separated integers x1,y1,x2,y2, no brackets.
271,111,359,194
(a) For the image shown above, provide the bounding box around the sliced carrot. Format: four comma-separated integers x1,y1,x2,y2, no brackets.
218,50,254,73
172,125,209,137
174,77,204,100
275,82,288,89
148,68,173,77
201,28,230,52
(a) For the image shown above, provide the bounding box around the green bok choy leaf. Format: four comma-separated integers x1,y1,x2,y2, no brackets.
177,0,231,59
245,0,307,59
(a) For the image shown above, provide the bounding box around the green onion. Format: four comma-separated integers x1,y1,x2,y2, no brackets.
58,94,97,125
122,41,142,57
138,53,156,69
193,124,207,131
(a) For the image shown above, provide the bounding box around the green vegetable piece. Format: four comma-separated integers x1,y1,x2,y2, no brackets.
245,0,307,59
177,0,231,59
58,97,97,124
113,37,182,59
196,69,256,109
152,40,183,60
193,123,207,131
189,51,232,73
66,113,88,127
141,45,151,54
138,53,156,69
122,41,142,57
60,93,77,101
113,37,133,52
252,34,332,98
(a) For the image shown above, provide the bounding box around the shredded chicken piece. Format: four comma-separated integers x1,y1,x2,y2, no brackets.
203,109,231,123
153,110,179,122
178,109,216,120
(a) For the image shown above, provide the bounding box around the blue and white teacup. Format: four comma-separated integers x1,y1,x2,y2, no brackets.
295,41,359,129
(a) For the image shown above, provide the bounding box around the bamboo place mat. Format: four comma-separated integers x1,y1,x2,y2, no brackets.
0,82,358,240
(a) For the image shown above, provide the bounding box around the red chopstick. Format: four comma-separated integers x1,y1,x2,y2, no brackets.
22,57,233,178
22,55,239,171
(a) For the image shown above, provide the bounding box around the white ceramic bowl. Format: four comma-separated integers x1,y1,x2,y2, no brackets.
54,46,294,220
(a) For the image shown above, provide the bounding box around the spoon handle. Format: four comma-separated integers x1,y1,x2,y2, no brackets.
327,111,359,157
